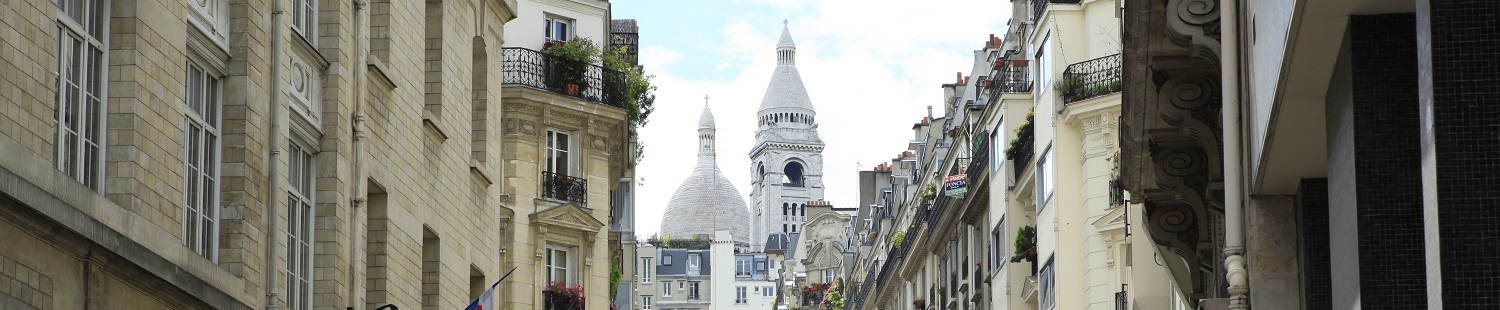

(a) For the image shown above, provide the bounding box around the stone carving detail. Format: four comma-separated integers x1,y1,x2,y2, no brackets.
504,103,542,116
1139,73,1223,302
589,134,607,150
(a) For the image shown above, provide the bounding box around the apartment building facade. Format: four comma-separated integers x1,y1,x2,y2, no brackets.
845,1,1183,309
0,0,640,309
1123,0,1500,308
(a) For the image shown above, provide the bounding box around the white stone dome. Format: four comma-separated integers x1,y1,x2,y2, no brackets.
660,104,751,244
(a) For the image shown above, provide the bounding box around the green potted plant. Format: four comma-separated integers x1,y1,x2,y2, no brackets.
543,281,585,310
1053,75,1085,101
892,231,906,248
1011,225,1037,263
542,39,602,95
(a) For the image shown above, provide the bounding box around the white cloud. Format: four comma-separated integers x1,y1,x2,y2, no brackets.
633,0,1012,237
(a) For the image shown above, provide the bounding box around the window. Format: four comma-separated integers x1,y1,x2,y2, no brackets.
1034,36,1051,99
688,254,700,269
184,62,222,259
641,258,652,283
769,260,775,268
641,296,652,310
1038,144,1055,210
757,260,767,272
663,255,673,266
546,129,573,176
544,15,573,42
991,119,1004,173
736,286,748,304
687,282,701,300
286,143,316,310
1040,257,1056,309
736,258,751,276
546,246,574,285
764,286,775,297
292,0,316,43
661,282,671,297
991,218,1006,274
55,0,108,191
784,162,805,187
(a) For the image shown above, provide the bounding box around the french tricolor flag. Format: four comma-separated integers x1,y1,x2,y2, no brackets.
465,267,517,310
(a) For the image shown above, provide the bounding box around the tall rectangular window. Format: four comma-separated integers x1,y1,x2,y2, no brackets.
184,62,222,259
546,246,573,285
1034,36,1051,99
688,254,700,270
544,15,573,41
992,119,1004,173
661,282,670,297
1038,144,1055,210
546,129,573,176
735,286,747,304
641,296,652,310
55,0,108,190
1040,257,1056,309
991,217,1006,274
641,258,652,283
286,143,316,310
292,0,317,43
688,282,700,300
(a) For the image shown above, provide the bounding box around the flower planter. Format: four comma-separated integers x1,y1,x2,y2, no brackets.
565,84,581,96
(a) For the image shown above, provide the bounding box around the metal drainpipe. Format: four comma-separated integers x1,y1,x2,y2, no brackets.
1221,0,1249,308
347,0,370,309
265,1,287,309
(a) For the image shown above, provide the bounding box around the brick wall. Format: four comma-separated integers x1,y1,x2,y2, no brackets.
1349,13,1427,308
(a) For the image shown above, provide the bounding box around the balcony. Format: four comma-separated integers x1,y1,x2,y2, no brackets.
542,171,588,204
1116,286,1129,310
986,60,1032,105
967,137,990,178
1009,127,1036,181
500,47,629,109
1031,0,1082,22
1059,53,1122,105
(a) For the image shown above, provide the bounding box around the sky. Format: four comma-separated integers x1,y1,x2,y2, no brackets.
611,0,1014,237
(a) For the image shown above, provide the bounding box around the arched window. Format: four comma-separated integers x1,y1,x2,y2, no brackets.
783,203,789,215
799,203,806,216
783,162,805,187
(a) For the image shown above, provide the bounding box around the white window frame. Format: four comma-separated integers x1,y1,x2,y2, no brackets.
55,0,109,191
546,245,575,285
546,129,575,177
1038,143,1055,210
544,14,573,42
688,254,700,270
823,269,835,284
286,140,317,310
688,281,701,300
1040,257,1056,310
661,282,670,297
736,286,747,304
183,61,223,260
641,258,652,283
763,286,774,297
1034,35,1051,100
641,296,652,310
992,217,1006,274
292,0,317,44
992,119,1004,174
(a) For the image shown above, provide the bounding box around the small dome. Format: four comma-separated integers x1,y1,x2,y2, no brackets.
758,24,816,115
699,104,715,129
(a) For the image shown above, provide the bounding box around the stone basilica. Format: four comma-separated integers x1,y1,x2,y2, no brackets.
659,23,825,251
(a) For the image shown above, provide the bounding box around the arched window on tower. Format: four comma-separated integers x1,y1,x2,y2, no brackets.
783,162,805,187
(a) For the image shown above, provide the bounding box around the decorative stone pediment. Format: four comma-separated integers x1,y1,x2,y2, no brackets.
530,202,605,233
1092,205,1128,234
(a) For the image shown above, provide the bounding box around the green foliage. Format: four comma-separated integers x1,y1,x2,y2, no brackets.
1053,75,1085,100
609,264,623,300
1011,225,1038,263
918,184,937,205
543,39,602,64
892,231,906,248
1004,108,1036,157
603,46,657,136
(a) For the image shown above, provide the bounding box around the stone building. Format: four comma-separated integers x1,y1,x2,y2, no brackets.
0,0,639,309
749,22,826,252
1122,0,1500,308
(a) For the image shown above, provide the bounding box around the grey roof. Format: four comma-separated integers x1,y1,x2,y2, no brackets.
765,233,789,251
777,21,795,48
757,24,816,115
656,249,712,276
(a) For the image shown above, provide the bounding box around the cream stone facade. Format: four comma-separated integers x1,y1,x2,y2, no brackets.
844,1,1181,310
0,0,641,309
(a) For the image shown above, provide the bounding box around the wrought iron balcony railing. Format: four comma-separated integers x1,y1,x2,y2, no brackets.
1060,53,1122,104
1009,128,1036,181
1116,285,1129,310
500,47,629,109
967,137,990,178
542,171,588,204
987,61,1032,105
